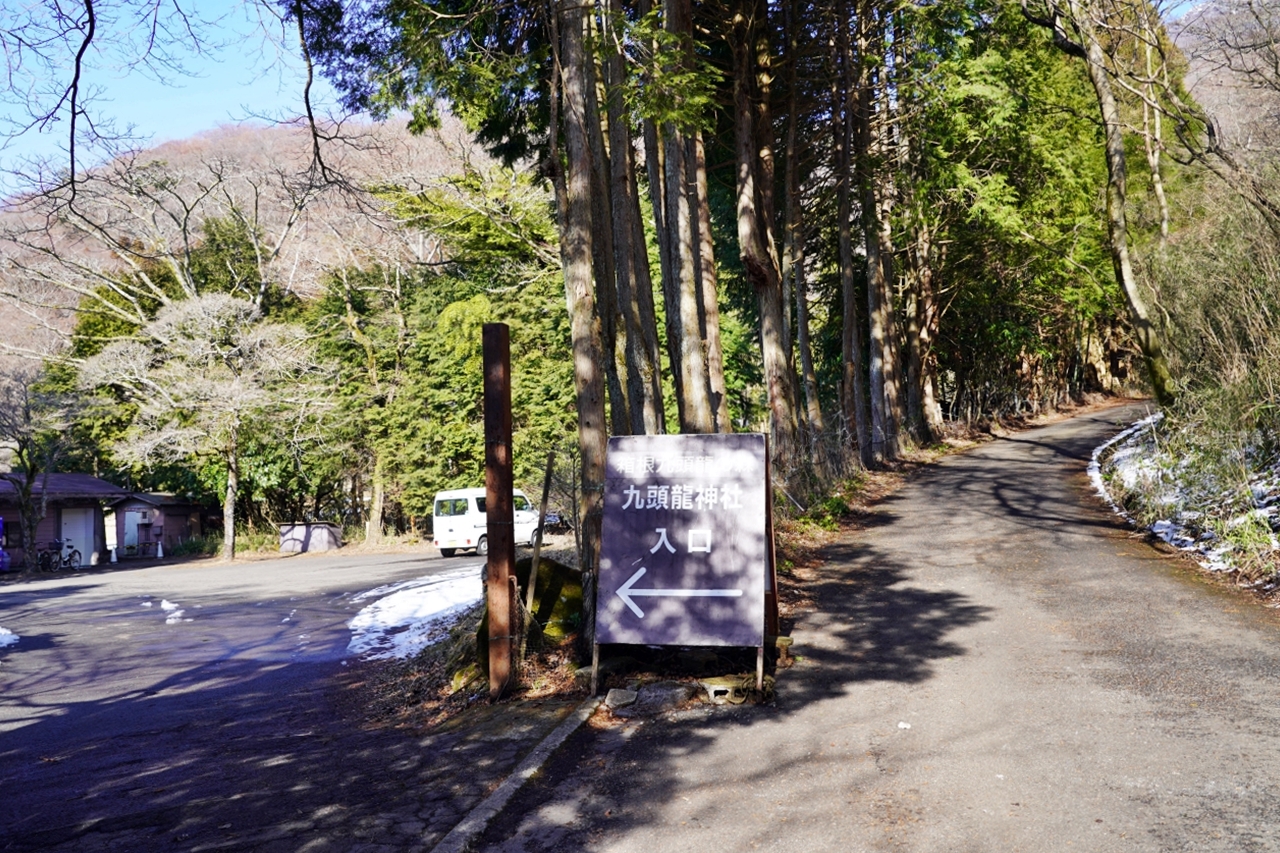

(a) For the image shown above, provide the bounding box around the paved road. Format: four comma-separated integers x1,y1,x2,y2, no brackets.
0,548,507,852
481,405,1280,852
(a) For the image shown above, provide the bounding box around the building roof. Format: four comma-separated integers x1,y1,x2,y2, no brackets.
107,492,205,509
0,473,130,502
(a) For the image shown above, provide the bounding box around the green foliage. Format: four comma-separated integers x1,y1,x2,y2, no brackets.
168,534,221,557
378,168,558,268
69,216,297,364
621,10,721,132
301,0,552,165
903,3,1119,415
307,169,576,527
805,495,851,531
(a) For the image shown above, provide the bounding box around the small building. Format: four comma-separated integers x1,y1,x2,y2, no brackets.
107,493,211,559
0,474,128,568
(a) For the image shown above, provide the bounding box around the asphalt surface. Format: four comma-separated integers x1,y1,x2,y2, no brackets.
479,404,1280,852
0,548,580,852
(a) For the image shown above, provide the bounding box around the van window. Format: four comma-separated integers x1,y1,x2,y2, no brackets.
513,495,532,512
435,498,468,517
476,497,486,513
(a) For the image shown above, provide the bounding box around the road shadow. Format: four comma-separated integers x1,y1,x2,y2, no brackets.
476,407,1152,851
0,638,571,853
779,538,992,694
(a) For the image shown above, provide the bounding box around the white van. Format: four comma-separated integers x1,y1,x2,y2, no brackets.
432,487,540,557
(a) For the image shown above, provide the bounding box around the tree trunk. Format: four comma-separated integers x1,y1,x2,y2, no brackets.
11,470,47,572
664,0,714,433
733,0,801,469
691,131,731,433
367,454,386,545
602,0,664,434
855,3,900,463
837,6,871,467
1143,41,1169,249
665,121,714,432
222,448,238,562
783,0,824,440
1070,1,1175,405
904,217,944,441
1025,0,1176,405
556,0,608,598
582,23,628,436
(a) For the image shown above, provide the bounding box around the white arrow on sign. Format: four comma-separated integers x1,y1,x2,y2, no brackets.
615,567,744,618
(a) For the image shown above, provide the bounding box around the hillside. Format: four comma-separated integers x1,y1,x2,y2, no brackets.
0,115,490,359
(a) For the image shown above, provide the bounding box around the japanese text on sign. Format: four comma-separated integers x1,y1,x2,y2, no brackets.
596,433,769,648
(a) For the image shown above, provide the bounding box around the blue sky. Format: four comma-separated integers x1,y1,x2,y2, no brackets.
0,2,340,189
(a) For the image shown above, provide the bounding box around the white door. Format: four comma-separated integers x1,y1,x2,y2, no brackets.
60,507,94,564
124,511,142,548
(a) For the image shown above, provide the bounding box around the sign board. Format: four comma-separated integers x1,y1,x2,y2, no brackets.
596,433,769,647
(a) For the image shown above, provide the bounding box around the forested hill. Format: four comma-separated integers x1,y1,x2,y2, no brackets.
0,117,489,358
1,0,1277,574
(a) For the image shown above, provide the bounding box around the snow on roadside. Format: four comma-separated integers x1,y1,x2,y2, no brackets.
1087,412,1164,521
347,565,484,660
1091,414,1279,575
0,627,18,648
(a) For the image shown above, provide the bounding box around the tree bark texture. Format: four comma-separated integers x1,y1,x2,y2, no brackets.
855,2,900,463
837,5,872,467
664,121,713,432
662,0,714,433
602,0,664,434
733,0,802,469
692,131,732,433
556,0,608,589
582,25,628,436
782,0,824,441
222,443,238,561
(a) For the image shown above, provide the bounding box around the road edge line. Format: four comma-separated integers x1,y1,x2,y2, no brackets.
429,695,602,853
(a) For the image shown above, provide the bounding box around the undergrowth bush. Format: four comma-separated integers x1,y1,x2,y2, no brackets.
1127,190,1280,577
168,535,221,557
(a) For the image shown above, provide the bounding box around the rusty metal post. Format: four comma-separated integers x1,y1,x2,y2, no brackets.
764,437,780,637
483,323,515,701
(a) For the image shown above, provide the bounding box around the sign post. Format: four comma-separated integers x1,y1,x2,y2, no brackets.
596,434,774,688
483,323,515,700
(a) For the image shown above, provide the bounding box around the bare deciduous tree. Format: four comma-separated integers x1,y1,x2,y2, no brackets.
1,0,223,198
79,293,332,560
0,364,79,571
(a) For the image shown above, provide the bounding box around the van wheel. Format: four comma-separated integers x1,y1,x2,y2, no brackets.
440,548,456,558
476,536,488,557
530,527,542,547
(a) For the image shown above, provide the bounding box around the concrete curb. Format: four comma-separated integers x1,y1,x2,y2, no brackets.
429,696,602,853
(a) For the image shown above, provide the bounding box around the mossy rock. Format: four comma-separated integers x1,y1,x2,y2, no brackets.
476,557,583,678
513,556,583,642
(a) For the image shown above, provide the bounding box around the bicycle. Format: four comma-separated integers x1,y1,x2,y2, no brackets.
37,539,82,572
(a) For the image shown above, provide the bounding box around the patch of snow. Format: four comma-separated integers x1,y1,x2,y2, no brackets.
1088,412,1164,522
0,627,18,648
160,599,186,624
1092,415,1280,574
347,566,484,660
